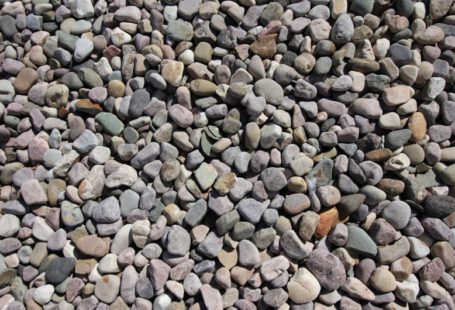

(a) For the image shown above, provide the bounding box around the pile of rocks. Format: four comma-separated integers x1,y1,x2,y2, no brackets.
1,0,455,308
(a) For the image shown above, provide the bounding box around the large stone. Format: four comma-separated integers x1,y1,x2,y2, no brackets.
94,275,120,304
165,225,191,256
305,249,347,291
45,257,76,284
345,225,377,258
253,79,284,105
287,268,321,304
21,179,48,205
75,235,109,258
280,230,310,260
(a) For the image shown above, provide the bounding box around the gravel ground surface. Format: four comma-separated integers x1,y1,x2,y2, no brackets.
1,0,455,309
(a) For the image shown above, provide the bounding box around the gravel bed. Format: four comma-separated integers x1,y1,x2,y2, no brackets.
1,0,455,309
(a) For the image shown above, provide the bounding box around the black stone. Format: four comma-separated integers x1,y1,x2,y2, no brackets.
424,195,455,218
45,257,76,284
128,89,150,118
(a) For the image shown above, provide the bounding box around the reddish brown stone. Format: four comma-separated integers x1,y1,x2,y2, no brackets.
377,178,405,196
75,99,103,116
250,34,277,59
316,208,339,238
365,149,393,162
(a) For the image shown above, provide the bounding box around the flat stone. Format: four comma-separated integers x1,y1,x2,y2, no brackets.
45,257,76,284
75,235,109,258
254,79,284,105
280,230,310,260
287,267,321,304
194,163,217,191
94,275,120,304
201,284,223,310
95,112,125,136
166,225,191,256
306,249,347,291
345,225,377,258
92,196,121,224
21,179,47,205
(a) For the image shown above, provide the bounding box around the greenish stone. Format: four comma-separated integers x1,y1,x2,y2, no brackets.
440,164,455,186
184,201,207,227
396,0,414,17
204,126,221,141
45,84,69,108
48,58,61,70
108,71,123,81
0,163,24,185
338,194,366,216
228,83,252,99
38,254,59,274
345,225,377,258
259,2,284,26
10,276,27,302
194,162,217,191
95,112,125,136
78,68,103,88
200,132,214,157
351,25,373,44
55,275,72,294
377,237,410,264
0,16,17,38
123,127,139,143
232,222,255,240
149,199,165,223
194,42,213,64
416,169,439,187
216,210,240,235
167,19,194,41
61,72,83,90
57,30,78,51
190,79,217,96
403,144,425,165
222,117,242,134
252,227,276,250
0,269,16,287
350,0,374,15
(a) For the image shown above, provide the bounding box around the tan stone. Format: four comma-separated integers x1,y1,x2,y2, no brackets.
377,178,405,196
431,241,455,269
107,80,125,97
230,266,254,285
287,176,307,193
390,256,413,281
369,267,397,293
383,86,414,106
74,235,109,258
213,173,236,195
190,79,217,96
13,67,39,94
218,249,238,269
408,112,427,142
287,268,321,304
75,259,97,275
365,148,393,162
190,225,209,244
161,60,184,87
